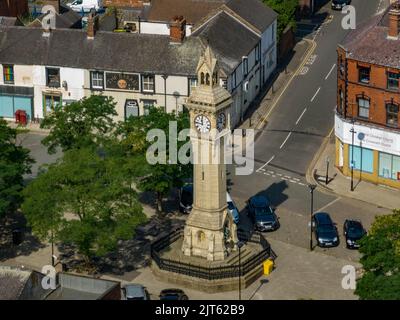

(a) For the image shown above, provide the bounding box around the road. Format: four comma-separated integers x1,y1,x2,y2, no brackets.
228,0,392,262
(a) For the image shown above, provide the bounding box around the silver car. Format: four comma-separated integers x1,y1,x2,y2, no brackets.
122,284,149,300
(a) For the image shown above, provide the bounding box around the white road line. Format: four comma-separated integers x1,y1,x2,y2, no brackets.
310,87,321,102
325,64,336,80
279,132,292,149
292,178,300,182
257,155,275,172
298,182,306,186
295,108,307,125
316,197,341,212
277,173,283,177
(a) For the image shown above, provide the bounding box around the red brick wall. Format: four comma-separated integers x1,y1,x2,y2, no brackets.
337,47,400,130
0,0,28,17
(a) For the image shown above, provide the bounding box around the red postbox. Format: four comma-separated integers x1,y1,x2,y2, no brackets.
19,110,27,126
15,109,21,123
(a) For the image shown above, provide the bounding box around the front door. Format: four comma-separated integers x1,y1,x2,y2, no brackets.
43,94,61,116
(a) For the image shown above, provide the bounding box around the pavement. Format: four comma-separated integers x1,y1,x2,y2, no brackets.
309,133,400,211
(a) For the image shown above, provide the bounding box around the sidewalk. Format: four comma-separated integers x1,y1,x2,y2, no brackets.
310,134,400,210
7,120,49,135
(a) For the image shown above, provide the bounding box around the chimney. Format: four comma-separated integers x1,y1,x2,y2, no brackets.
169,16,186,43
87,11,98,39
388,1,400,39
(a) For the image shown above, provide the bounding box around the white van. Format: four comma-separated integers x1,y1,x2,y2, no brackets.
68,0,103,13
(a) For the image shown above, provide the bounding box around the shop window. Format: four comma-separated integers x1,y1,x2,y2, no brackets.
43,95,61,115
3,65,14,84
379,152,400,180
348,145,374,173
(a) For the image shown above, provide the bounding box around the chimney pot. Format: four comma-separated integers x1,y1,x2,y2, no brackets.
388,1,400,38
170,16,186,43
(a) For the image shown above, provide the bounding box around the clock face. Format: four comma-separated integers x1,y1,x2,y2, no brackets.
194,114,211,133
217,112,226,131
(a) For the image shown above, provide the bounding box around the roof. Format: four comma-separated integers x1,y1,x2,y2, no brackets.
0,266,31,300
193,11,260,73
146,0,226,24
341,7,400,69
224,0,277,33
0,26,204,76
0,16,22,26
29,8,82,29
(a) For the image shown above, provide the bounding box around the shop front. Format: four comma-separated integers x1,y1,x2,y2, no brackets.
0,85,33,120
335,114,400,188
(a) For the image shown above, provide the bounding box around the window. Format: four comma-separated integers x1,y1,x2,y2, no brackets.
255,44,260,63
3,65,14,84
142,74,155,93
230,71,236,89
386,102,399,127
339,57,345,77
379,152,400,180
242,57,248,76
357,97,370,119
44,94,61,115
268,51,274,69
387,72,400,90
91,71,104,90
338,89,344,113
188,78,197,95
348,145,374,173
46,68,60,88
358,67,370,84
142,99,156,115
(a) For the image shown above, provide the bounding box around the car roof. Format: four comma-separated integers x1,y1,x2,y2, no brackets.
160,288,184,294
250,195,270,207
314,212,333,223
346,220,363,228
124,284,145,297
182,184,193,192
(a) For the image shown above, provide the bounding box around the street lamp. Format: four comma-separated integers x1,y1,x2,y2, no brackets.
236,240,244,300
350,118,357,192
308,184,317,251
325,156,330,185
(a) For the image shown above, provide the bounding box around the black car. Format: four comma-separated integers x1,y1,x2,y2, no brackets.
159,289,188,300
343,219,366,249
312,212,339,248
331,0,351,10
247,195,279,232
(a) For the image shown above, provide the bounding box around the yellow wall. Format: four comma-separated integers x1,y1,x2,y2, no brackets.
335,137,400,189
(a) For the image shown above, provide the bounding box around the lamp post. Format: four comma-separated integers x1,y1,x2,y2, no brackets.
237,241,244,300
325,156,330,185
162,75,168,111
350,118,356,191
308,184,317,251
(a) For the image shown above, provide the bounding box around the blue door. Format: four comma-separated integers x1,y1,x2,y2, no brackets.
0,95,14,118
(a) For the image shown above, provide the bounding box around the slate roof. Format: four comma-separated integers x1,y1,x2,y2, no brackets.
146,0,226,24
0,26,204,76
0,16,22,26
193,11,260,73
341,8,400,69
29,8,82,29
225,0,277,33
0,266,31,300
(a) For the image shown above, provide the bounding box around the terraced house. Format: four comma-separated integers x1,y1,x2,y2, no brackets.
336,3,400,189
0,0,277,127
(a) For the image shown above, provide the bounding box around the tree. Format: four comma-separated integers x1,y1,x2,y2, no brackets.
21,146,146,265
117,108,192,213
0,119,34,217
264,0,298,40
40,95,118,154
355,210,400,300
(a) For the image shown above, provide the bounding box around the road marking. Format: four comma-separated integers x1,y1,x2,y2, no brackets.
279,132,292,149
298,182,306,186
295,108,307,125
316,197,341,212
325,64,336,80
257,155,275,172
310,87,321,102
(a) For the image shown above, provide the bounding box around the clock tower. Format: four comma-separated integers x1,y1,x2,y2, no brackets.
182,46,238,261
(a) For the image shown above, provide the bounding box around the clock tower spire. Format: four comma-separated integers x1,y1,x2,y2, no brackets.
182,46,237,261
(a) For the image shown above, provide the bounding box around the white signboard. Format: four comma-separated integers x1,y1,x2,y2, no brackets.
335,115,400,156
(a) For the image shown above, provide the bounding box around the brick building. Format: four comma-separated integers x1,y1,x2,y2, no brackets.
0,0,28,17
335,2,400,189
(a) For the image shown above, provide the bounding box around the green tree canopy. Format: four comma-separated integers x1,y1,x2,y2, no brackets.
21,145,146,263
355,210,400,300
264,0,298,39
40,95,118,154
0,119,34,217
117,108,192,213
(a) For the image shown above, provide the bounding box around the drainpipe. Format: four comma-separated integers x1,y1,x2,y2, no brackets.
162,74,168,111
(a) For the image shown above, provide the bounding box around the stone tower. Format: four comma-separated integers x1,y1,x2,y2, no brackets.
182,46,237,261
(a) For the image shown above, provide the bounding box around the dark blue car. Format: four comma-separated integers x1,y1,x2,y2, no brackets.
312,212,339,248
247,195,279,232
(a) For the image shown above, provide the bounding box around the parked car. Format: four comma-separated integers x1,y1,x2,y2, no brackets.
312,212,339,248
68,0,103,13
179,184,240,224
343,219,366,249
247,195,279,232
159,289,188,300
331,0,351,10
122,284,149,300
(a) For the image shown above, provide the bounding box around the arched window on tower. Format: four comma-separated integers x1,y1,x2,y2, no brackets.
206,73,210,85
200,72,205,85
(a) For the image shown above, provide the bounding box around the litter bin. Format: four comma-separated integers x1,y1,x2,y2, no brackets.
12,228,24,245
263,259,274,275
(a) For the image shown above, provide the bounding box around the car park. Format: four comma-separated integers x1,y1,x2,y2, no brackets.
159,289,188,300
343,219,366,249
122,284,149,300
312,212,339,248
247,195,279,232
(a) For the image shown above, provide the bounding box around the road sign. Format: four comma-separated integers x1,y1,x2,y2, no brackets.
358,132,365,141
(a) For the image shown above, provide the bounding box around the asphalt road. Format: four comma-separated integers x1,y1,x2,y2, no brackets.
228,0,392,262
